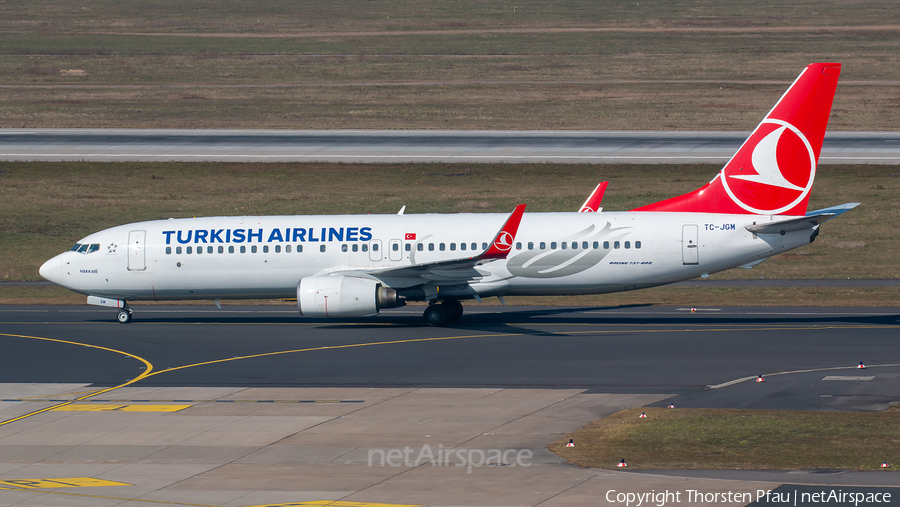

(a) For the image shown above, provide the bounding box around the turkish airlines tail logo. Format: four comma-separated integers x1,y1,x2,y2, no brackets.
731,126,806,191
632,62,841,216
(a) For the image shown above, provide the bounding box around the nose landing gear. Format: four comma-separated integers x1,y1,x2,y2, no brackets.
423,299,464,326
116,307,133,324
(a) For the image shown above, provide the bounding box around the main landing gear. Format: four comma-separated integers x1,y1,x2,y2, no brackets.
423,299,463,327
116,306,133,324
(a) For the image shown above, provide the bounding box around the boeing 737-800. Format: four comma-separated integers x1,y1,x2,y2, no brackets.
40,63,857,326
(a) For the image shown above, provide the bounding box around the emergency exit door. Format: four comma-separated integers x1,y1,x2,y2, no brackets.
128,230,146,271
682,225,699,265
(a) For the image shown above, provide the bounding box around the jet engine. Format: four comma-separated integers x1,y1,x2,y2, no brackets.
297,274,405,317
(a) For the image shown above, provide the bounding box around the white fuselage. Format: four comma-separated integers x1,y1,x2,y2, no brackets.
41,211,812,302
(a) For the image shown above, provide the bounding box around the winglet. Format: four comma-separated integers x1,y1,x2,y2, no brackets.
478,204,526,260
579,182,608,212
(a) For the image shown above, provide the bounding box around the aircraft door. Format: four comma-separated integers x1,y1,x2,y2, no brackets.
127,230,147,271
682,225,699,265
388,239,402,261
369,239,383,262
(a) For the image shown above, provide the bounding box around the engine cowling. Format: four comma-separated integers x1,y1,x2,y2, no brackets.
297,274,404,317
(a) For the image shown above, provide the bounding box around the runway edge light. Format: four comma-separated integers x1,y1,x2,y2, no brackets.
617,459,628,468
667,403,676,409
859,361,866,369
756,375,766,383
691,307,697,313
566,439,575,448
882,461,890,468
639,412,647,418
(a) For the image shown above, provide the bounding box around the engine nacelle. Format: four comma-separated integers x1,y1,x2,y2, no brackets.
297,274,404,317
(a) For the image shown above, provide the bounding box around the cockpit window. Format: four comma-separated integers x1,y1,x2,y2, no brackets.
72,243,100,254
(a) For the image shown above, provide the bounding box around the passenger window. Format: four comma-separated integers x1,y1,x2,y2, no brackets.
417,244,423,251
229,246,235,253
551,242,557,249
320,245,326,252
515,242,521,250
207,246,213,254
251,245,257,253
405,243,411,251
428,243,434,251
176,246,182,254
240,246,246,253
482,243,488,250
561,242,567,250
625,241,631,249
187,246,193,254
614,241,620,249
341,244,348,252
166,247,172,255
450,243,456,251
471,243,477,251
393,243,399,251
583,241,589,250
636,241,642,249
352,244,359,252
528,242,534,250
218,246,224,254
298,245,303,253
262,245,268,253
572,242,578,250
275,245,281,253
440,243,445,251
603,241,609,249
593,241,599,249
362,244,368,252
286,245,291,253
540,242,546,250
373,243,379,251
460,243,466,251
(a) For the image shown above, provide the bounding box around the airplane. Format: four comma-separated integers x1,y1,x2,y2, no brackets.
40,62,857,326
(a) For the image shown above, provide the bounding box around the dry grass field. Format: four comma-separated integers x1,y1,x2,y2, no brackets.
1,0,898,129
551,407,900,471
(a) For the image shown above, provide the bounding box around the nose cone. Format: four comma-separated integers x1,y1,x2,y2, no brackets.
39,254,63,285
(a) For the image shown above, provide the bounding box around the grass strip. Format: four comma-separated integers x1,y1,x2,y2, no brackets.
551,407,900,471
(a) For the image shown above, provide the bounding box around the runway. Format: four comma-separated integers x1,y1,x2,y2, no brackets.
3,304,899,411
2,129,899,164
1,305,899,506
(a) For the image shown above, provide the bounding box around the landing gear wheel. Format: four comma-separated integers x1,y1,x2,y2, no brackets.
440,299,464,322
423,305,449,327
116,309,133,324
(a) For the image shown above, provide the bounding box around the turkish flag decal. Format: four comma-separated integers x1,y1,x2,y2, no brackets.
405,233,416,240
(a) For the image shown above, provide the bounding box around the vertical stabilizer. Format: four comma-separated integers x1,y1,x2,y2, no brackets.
634,63,841,216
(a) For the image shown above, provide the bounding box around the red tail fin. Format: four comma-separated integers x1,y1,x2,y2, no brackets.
634,63,841,216
579,182,608,212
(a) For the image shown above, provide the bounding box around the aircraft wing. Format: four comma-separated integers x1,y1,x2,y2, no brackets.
745,202,860,234
579,182,608,212
366,204,526,280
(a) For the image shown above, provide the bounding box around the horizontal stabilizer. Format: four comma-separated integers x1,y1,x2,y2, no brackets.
746,202,859,234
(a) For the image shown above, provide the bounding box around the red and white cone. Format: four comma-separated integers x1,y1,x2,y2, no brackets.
566,439,575,448
667,403,676,409
639,412,647,418
756,375,766,383
617,459,628,468
859,361,866,369
882,461,890,468
690,307,697,313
